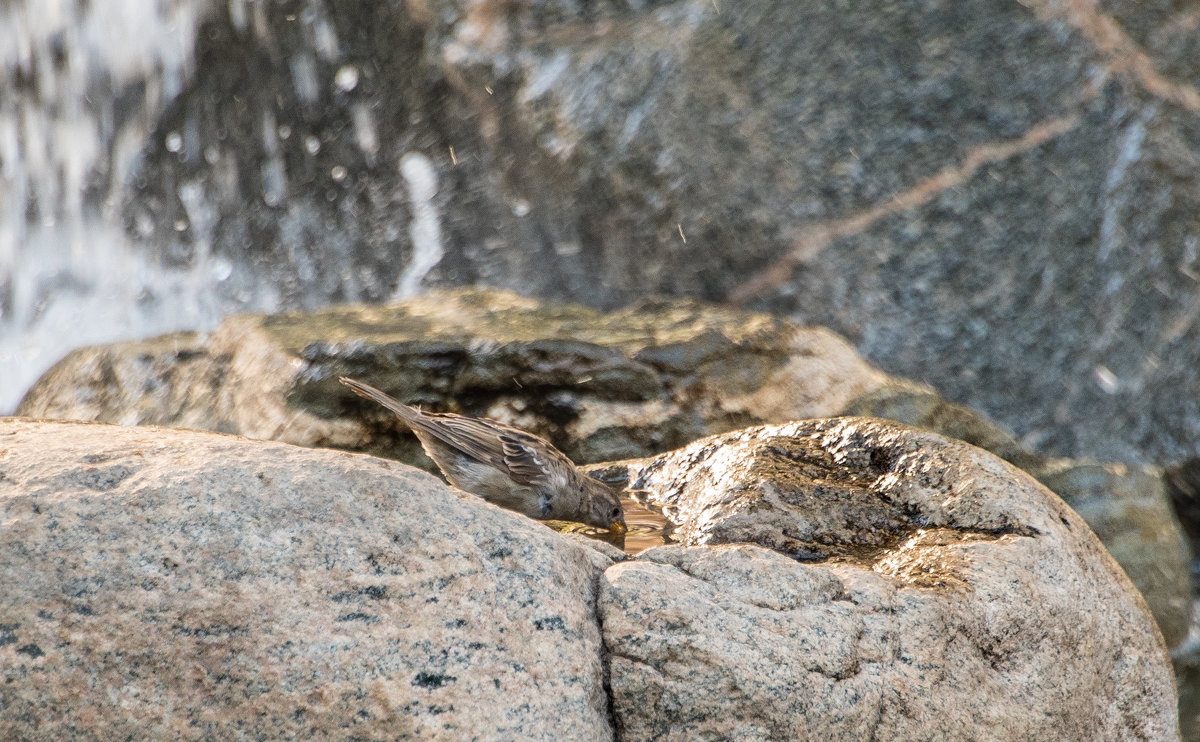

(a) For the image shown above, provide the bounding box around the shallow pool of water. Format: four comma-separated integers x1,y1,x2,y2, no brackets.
554,495,674,555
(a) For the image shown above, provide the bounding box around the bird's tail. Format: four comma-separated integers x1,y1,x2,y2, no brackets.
340,377,423,426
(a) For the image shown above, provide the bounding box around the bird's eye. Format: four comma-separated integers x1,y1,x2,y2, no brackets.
611,507,621,518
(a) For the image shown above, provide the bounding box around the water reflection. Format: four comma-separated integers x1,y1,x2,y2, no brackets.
555,495,673,555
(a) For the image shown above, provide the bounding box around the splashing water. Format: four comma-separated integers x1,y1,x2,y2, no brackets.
0,0,216,412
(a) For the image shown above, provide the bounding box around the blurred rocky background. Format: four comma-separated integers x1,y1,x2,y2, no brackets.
4,0,1200,734
6,0,1200,468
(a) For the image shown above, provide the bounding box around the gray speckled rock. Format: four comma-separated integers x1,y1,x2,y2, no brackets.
600,418,1177,740
0,419,614,740
847,385,1193,649
1036,458,1191,649
15,331,231,431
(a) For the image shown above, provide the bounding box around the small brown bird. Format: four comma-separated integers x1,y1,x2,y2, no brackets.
341,377,626,533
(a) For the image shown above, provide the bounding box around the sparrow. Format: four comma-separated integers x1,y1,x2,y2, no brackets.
340,377,626,533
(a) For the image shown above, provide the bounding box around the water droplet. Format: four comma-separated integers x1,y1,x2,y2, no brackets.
330,165,347,182
512,199,531,217
210,256,233,282
165,132,183,153
334,65,359,92
173,219,188,232
278,124,292,140
305,136,321,154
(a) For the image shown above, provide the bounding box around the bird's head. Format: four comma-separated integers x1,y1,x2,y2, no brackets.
580,475,627,534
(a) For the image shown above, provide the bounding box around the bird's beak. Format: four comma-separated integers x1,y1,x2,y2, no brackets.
608,520,627,536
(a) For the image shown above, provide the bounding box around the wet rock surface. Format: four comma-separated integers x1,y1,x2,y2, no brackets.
610,419,1039,569
18,289,888,464
0,419,615,740
600,418,1178,740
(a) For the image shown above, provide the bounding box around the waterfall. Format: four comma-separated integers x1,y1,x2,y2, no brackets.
0,0,222,412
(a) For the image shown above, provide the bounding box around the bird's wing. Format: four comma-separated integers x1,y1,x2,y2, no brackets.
498,432,552,488
417,418,556,489
341,376,561,489
415,415,512,470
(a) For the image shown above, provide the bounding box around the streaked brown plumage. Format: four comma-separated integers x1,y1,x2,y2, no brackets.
341,377,626,532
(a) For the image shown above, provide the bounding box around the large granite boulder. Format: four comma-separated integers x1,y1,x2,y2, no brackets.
599,418,1178,740
0,419,615,740
848,385,1194,649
